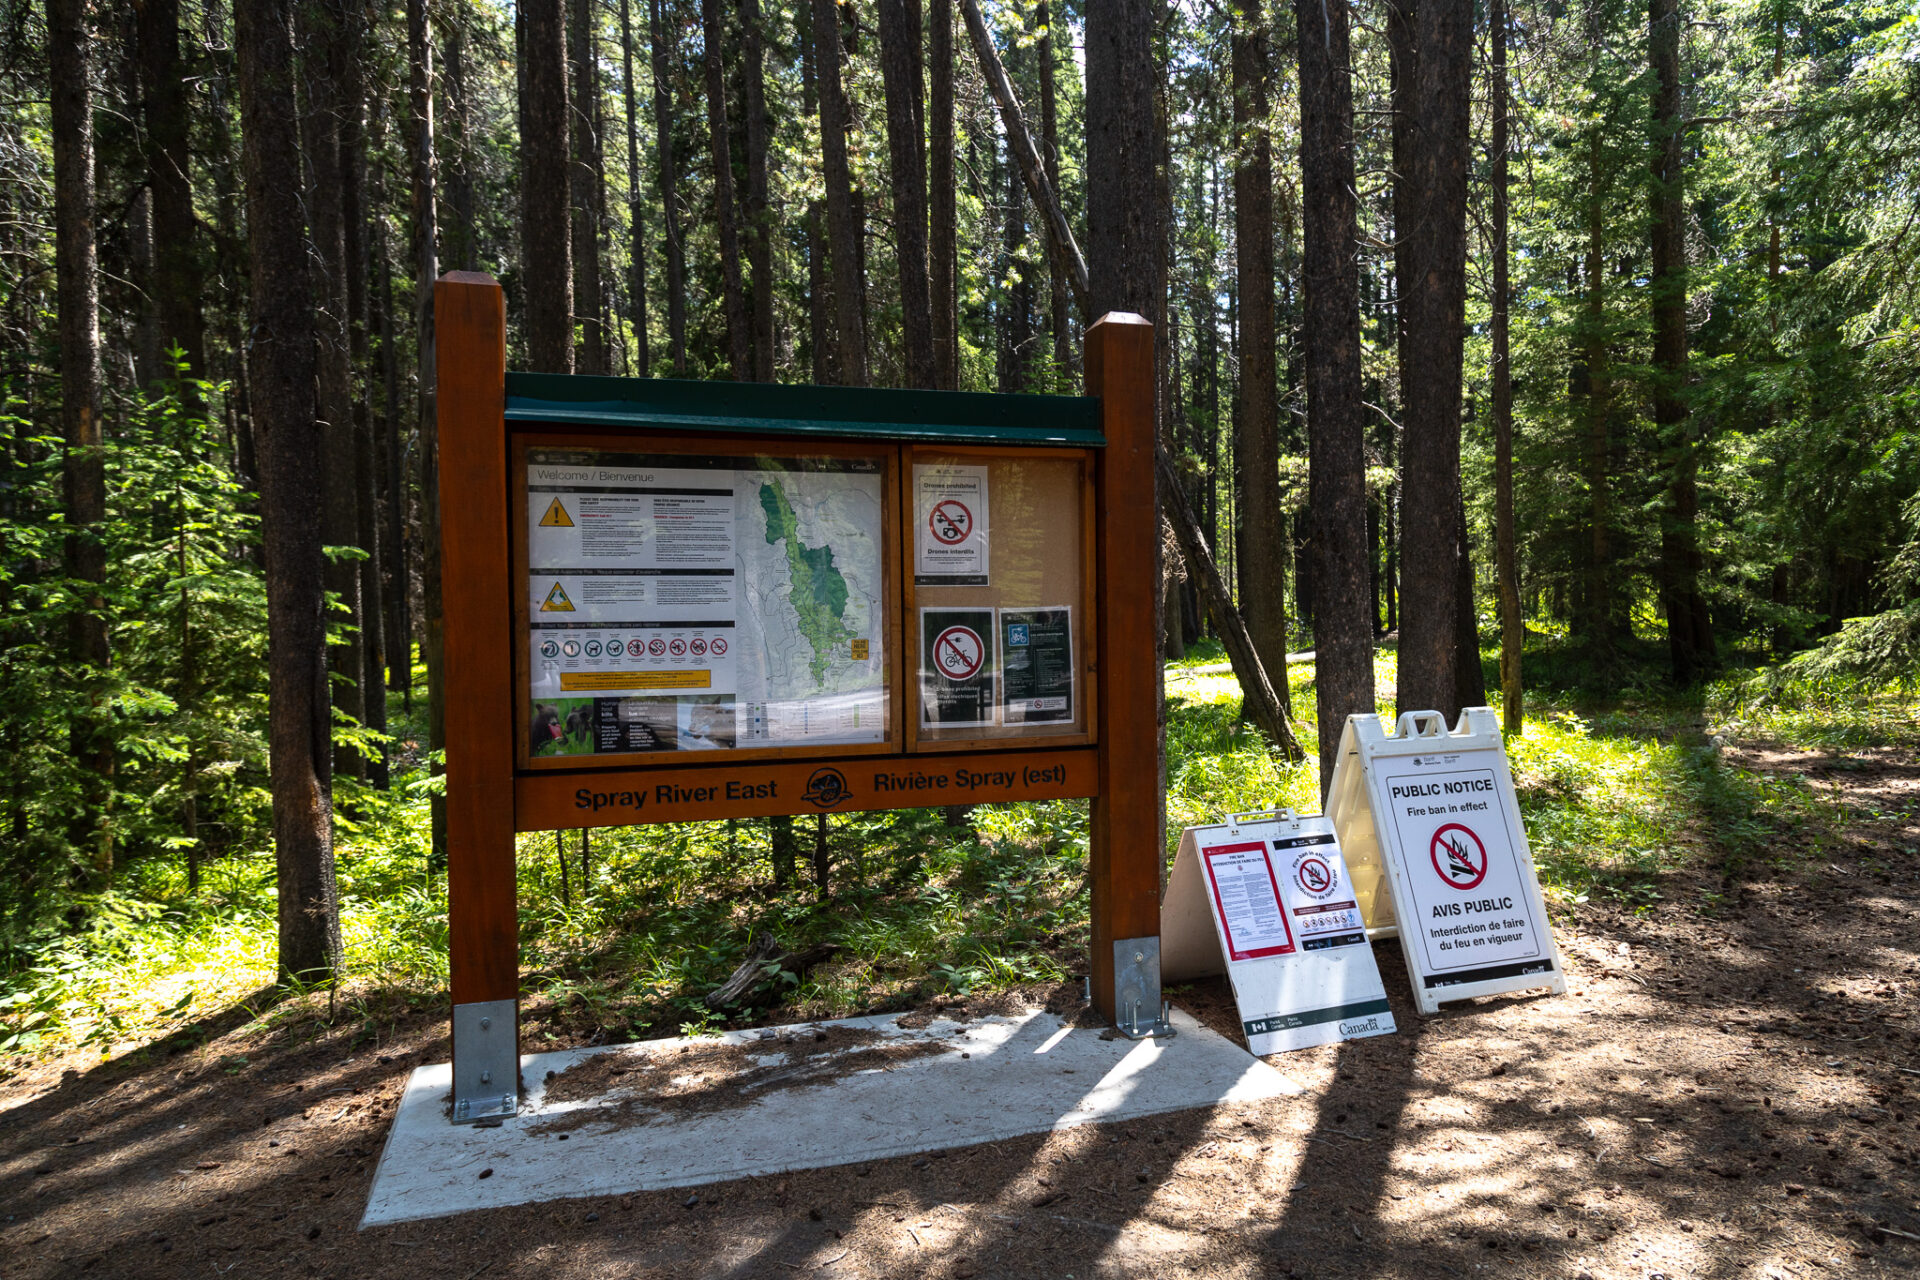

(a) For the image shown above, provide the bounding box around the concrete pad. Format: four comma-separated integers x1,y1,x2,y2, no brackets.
361,1006,1301,1228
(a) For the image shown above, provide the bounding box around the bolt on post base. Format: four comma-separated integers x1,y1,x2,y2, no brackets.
451,999,519,1124
1112,937,1178,1040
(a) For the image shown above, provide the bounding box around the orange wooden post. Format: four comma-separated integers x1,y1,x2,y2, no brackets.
436,273,521,1122
1085,313,1167,1034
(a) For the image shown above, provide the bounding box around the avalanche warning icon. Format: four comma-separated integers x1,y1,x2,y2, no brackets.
540,581,575,612
539,497,575,527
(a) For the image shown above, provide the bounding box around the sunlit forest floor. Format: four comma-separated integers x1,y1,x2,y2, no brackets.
2,642,1918,1277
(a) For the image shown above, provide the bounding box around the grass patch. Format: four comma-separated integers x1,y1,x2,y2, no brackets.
3,642,1900,1075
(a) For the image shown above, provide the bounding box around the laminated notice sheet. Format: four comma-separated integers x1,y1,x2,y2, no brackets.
1163,811,1397,1055
913,463,989,584
524,447,887,757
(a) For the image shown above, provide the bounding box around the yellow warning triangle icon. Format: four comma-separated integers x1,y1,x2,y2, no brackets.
539,497,574,527
540,581,575,612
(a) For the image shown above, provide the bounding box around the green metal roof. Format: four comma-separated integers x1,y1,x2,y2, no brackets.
504,372,1105,447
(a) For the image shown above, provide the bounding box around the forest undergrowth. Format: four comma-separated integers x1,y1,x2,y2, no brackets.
2,640,1913,1084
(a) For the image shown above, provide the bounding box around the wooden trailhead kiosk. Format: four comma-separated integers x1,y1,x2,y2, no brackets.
435,274,1165,1123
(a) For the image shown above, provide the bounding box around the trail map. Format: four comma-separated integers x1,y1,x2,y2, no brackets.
524,448,885,756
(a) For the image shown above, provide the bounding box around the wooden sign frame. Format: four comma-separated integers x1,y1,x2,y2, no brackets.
434,274,1162,1122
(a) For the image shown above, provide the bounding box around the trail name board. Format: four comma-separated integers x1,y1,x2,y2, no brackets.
1325,707,1567,1016
434,275,1164,1123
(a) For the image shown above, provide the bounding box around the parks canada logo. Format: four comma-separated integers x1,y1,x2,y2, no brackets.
802,767,853,810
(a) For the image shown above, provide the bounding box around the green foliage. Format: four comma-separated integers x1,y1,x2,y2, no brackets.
1,363,268,949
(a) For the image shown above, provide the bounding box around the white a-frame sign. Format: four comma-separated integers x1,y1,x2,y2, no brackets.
1326,707,1567,1015
1162,809,1397,1055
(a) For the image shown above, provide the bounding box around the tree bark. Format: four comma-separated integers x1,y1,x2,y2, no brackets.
703,0,753,380
343,10,387,788
1393,0,1473,723
443,12,477,271
1084,0,1158,324
813,0,867,385
877,0,934,388
800,14,833,383
300,0,366,783
619,0,650,374
135,0,206,386
1580,132,1614,656
236,0,343,981
650,0,687,373
1036,1,1069,383
1296,0,1375,793
409,0,444,863
962,0,1088,316
1491,0,1521,733
50,0,113,877
740,0,774,380
571,0,610,374
1650,0,1710,683
928,0,958,389
1232,0,1290,712
522,0,574,373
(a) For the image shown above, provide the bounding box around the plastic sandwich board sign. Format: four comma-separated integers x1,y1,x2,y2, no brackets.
1161,809,1397,1055
1325,706,1567,1016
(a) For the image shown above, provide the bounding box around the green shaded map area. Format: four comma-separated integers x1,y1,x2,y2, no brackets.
759,480,855,683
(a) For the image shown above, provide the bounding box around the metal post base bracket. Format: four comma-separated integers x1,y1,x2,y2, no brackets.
451,999,519,1124
1112,936,1178,1040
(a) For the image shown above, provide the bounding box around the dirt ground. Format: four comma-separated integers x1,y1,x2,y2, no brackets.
3,744,1918,1280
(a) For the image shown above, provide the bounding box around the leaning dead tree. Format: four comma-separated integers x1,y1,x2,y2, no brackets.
1158,451,1305,761
959,2,1301,760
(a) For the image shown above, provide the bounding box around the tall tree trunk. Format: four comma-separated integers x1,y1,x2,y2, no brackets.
813,0,867,384
740,0,774,380
1232,0,1290,713
135,0,206,386
569,0,610,374
702,0,752,379
877,0,934,388
928,0,957,389
50,0,112,878
1580,133,1613,656
523,0,575,372
1650,0,1709,683
650,0,687,372
443,11,476,271
1084,0,1157,323
800,14,833,383
409,0,445,864
962,0,1089,315
1491,0,1522,733
377,217,410,701
342,4,387,789
619,0,650,375
1393,0,1473,723
1037,1,1069,384
301,0,365,783
1296,0,1374,792
236,0,343,981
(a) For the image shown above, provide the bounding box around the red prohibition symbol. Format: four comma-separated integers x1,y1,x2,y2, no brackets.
928,499,973,545
647,637,667,656
709,636,728,656
669,638,688,657
933,625,985,680
1430,822,1489,891
689,638,708,656
1295,856,1333,895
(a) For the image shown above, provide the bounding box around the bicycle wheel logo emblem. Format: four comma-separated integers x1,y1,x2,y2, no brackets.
1430,823,1488,891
